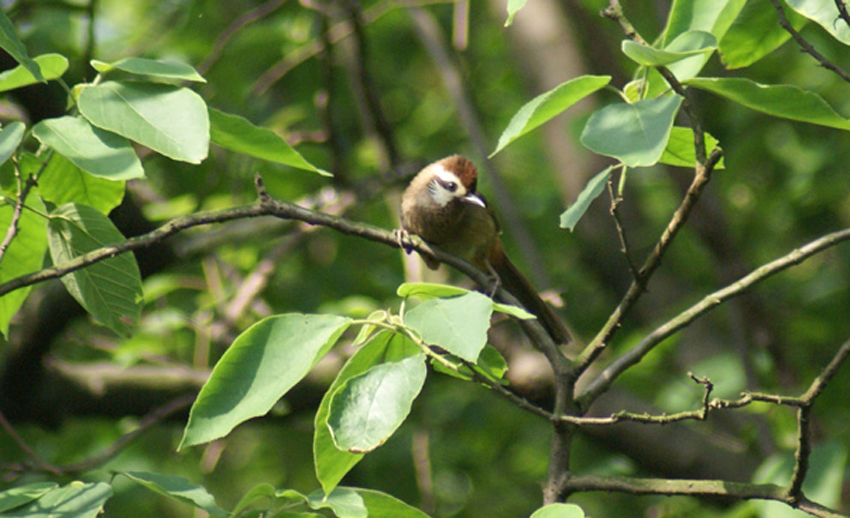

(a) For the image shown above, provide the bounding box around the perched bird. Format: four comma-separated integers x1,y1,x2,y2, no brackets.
400,155,570,344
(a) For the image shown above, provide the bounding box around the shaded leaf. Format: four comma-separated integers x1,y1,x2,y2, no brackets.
231,484,277,517
355,488,431,518
0,121,25,167
181,314,350,448
622,30,717,67
78,81,209,163
560,166,611,231
91,57,206,83
0,11,43,83
580,95,683,167
685,77,850,130
33,116,144,180
328,354,426,453
0,195,47,338
404,291,493,362
25,152,126,214
491,75,610,157
0,54,68,93
662,0,747,45
47,203,143,337
210,108,329,175
122,471,227,516
719,0,808,69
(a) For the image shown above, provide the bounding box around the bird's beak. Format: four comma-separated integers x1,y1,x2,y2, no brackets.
460,192,486,208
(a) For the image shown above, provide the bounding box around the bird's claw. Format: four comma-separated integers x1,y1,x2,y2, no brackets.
394,228,415,255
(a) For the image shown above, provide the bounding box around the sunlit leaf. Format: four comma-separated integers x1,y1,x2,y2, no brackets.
180,314,350,448
0,483,57,513
0,482,112,518
685,77,850,130
659,127,724,169
307,487,366,518
327,354,427,453
91,57,206,83
78,81,209,164
504,0,528,26
719,0,807,69
0,11,44,83
0,54,67,93
491,75,611,157
210,108,329,175
404,291,492,362
785,0,850,45
530,503,586,518
24,153,126,214
622,30,716,67
0,122,25,167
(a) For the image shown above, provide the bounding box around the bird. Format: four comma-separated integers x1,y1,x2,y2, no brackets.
400,155,570,344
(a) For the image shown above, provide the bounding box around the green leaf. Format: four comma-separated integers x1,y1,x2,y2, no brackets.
0,121,25,167
180,313,350,449
25,153,126,214
404,291,493,362
91,57,206,83
355,488,431,518
659,127,725,169
307,487,367,518
33,116,144,180
491,75,611,157
209,108,329,175
0,54,68,93
0,483,58,513
786,0,850,45
0,482,112,518
78,81,209,164
622,30,717,67
0,11,44,83
662,0,747,45
122,471,227,516
327,354,427,453
504,0,528,26
580,95,683,167
492,301,535,319
685,77,850,130
530,503,586,518
397,282,469,300
560,166,611,231
719,0,808,69
231,484,277,517
47,203,143,337
0,195,47,338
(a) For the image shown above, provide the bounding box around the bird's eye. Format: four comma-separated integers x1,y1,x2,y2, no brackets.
445,182,458,192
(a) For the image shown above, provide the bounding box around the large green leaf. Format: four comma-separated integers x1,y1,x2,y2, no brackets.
685,77,850,130
78,81,209,164
209,108,329,175
785,0,850,45
0,482,112,518
122,472,227,516
560,166,612,231
0,10,44,83
719,0,808,69
404,291,493,362
0,121,25,167
91,57,206,83
24,153,126,215
580,95,683,167
662,0,747,45
0,54,68,93
0,483,58,513
327,354,427,453
622,30,716,67
530,503,586,518
47,203,143,337
355,489,431,518
315,332,414,493
33,116,144,180
0,195,47,338
180,314,351,449
490,75,611,157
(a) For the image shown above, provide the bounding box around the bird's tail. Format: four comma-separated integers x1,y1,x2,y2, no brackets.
492,253,571,345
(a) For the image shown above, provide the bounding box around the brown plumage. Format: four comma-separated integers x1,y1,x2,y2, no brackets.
401,155,570,344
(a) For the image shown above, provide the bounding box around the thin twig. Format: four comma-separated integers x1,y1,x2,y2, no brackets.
836,0,850,28
769,0,850,84
607,179,641,284
0,408,62,476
